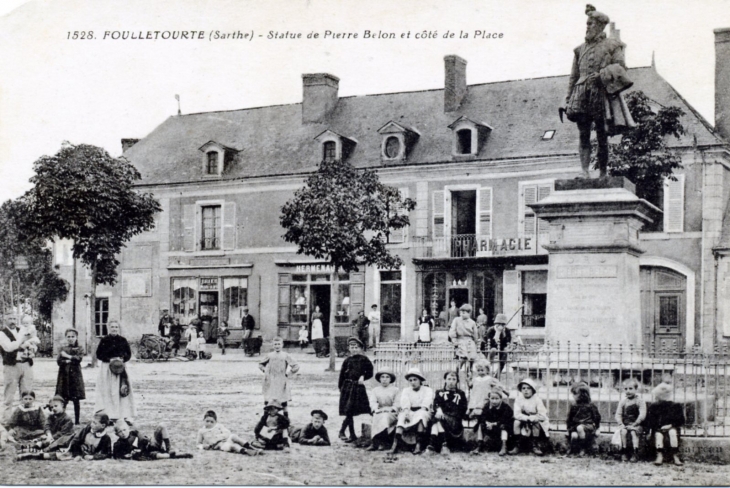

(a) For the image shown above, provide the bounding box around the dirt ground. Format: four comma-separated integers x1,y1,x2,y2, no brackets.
2,350,729,486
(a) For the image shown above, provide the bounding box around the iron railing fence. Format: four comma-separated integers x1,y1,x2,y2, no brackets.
373,341,730,437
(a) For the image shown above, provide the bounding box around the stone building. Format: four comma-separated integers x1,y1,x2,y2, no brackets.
52,29,730,353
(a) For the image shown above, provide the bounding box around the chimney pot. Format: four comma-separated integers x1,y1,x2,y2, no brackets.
302,73,339,124
444,55,467,113
715,28,730,142
121,138,140,153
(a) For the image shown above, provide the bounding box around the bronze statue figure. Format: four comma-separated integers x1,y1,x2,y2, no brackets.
562,5,636,178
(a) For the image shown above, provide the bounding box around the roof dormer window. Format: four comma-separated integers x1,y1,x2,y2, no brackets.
198,140,240,177
206,151,219,174
377,121,419,163
314,130,357,163
448,116,492,159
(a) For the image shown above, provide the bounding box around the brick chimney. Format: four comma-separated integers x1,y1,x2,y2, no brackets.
715,28,730,142
444,55,467,113
302,73,339,124
121,138,140,153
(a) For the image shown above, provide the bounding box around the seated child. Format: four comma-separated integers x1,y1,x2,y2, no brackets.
253,401,291,451
390,368,434,455
6,390,47,447
566,383,601,457
197,410,261,455
510,378,550,456
289,410,330,446
367,368,399,451
474,387,513,456
466,360,501,421
64,410,112,460
298,325,309,349
427,371,467,454
647,383,685,466
42,395,76,451
615,378,646,463
113,419,193,460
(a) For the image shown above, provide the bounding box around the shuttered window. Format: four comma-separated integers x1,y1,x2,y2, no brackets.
519,181,553,237
432,190,445,238
389,187,409,243
477,187,492,238
663,175,685,233
201,205,222,250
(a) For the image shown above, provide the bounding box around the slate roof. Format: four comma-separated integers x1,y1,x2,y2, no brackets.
124,67,724,186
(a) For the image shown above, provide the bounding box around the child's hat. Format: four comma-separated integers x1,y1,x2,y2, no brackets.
652,382,673,401
489,385,507,400
570,382,590,396
265,400,284,411
375,367,396,383
50,395,66,405
204,410,217,421
517,377,538,393
404,367,426,382
310,409,328,421
347,337,364,348
494,314,508,325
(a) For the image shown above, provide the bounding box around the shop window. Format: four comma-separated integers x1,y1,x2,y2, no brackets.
424,272,447,329
172,278,198,325
522,270,547,328
201,205,221,250
291,285,308,323
222,277,249,328
94,297,109,337
380,271,402,326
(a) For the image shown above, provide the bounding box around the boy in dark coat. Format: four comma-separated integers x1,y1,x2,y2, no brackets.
113,418,193,460
476,387,513,456
289,410,330,446
253,401,291,451
566,383,601,457
63,411,112,460
647,383,685,466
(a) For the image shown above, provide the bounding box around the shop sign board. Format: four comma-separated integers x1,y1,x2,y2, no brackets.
295,264,335,274
199,277,218,291
475,236,536,257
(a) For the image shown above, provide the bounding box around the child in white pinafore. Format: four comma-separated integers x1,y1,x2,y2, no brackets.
259,336,299,414
367,368,399,451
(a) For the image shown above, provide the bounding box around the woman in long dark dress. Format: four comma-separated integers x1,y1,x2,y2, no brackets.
55,328,85,424
338,337,373,442
95,321,135,421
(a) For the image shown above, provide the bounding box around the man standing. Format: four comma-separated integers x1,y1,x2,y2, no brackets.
367,304,381,349
158,308,173,337
240,306,255,340
0,314,34,422
351,311,370,352
564,4,635,178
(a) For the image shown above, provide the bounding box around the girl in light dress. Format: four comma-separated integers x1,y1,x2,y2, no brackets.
367,368,399,451
259,336,300,414
448,304,479,380
389,368,434,455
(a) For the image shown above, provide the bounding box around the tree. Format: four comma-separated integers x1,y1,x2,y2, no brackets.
19,142,161,364
598,90,686,224
0,199,68,323
280,158,416,371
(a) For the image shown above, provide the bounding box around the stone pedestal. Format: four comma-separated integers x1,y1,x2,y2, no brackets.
529,177,661,347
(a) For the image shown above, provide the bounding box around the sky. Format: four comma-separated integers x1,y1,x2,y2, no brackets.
1,0,730,202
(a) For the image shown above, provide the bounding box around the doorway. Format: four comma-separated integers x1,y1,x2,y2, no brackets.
449,288,469,309
199,291,219,343
310,285,331,339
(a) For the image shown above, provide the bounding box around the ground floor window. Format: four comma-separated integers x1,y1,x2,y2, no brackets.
522,270,547,328
380,271,402,326
221,277,249,328
94,297,109,336
172,278,198,325
422,269,496,329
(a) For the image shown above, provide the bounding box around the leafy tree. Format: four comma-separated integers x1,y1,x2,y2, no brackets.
281,158,416,371
0,199,68,323
19,143,161,364
597,91,686,225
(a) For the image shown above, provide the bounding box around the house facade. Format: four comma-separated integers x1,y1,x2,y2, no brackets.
52,29,730,353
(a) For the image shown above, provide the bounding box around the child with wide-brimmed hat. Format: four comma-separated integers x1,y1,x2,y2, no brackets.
646,382,684,466
368,367,399,451
510,378,550,456
337,337,373,443
253,400,291,451
390,367,434,455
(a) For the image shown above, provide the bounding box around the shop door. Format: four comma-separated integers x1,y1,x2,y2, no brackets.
640,267,686,351
199,291,219,343
310,284,331,339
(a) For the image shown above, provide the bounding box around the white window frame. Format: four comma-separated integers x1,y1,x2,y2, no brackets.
193,199,225,254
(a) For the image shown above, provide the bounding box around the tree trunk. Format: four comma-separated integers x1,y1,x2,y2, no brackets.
89,260,98,367
326,266,339,372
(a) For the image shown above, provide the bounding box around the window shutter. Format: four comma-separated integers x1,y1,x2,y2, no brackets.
389,187,409,243
350,272,365,316
183,204,195,251
222,202,236,250
537,184,552,235
278,274,291,324
664,175,685,233
477,187,492,238
502,270,522,329
433,190,445,238
521,184,538,237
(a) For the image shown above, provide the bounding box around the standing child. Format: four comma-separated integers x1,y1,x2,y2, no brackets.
615,378,646,462
5,391,47,447
390,368,434,455
338,337,373,443
185,323,199,359
475,388,513,456
290,410,330,446
298,325,309,349
197,410,261,455
216,320,230,355
467,360,501,429
55,328,85,425
647,383,685,466
448,304,479,380
427,371,467,454
197,331,208,359
510,378,550,456
259,336,300,414
368,368,399,451
566,383,601,457
253,401,291,451
170,318,182,357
